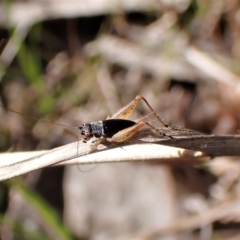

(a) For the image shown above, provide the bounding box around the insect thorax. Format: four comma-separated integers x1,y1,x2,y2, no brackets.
90,121,105,138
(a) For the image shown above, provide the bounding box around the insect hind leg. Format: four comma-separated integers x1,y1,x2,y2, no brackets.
108,119,170,143
110,95,169,128
108,121,146,143
144,122,172,138
137,95,169,128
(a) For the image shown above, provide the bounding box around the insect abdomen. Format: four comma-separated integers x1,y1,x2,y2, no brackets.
102,119,136,138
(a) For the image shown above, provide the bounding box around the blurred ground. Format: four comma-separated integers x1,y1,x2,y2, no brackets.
1,0,240,239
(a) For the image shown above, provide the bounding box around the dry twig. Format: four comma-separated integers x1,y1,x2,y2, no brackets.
1,126,240,181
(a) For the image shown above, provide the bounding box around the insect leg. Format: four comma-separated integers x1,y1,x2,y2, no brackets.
110,95,168,128
144,121,169,137
110,95,143,120
107,121,145,142
107,119,170,143
89,138,103,153
136,95,168,127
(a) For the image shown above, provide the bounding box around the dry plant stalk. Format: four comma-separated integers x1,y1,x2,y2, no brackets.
1,126,240,181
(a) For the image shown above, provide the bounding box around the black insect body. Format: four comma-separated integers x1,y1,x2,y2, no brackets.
80,119,136,139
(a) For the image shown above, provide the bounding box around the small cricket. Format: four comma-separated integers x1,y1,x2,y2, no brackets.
79,95,169,152
0,95,169,152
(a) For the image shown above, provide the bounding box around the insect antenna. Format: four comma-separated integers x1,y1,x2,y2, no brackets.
0,102,101,171
134,111,158,124
0,103,78,130
137,111,170,127
76,137,101,173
